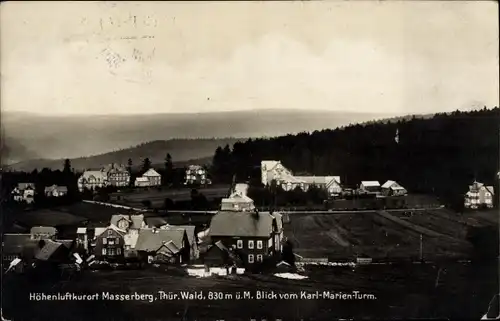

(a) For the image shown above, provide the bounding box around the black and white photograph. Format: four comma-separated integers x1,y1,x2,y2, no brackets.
1,1,499,320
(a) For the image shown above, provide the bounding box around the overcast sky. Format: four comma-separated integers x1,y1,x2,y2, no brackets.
1,1,498,115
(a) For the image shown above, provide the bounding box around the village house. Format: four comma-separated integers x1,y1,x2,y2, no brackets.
102,163,131,187
30,226,58,240
11,183,36,203
203,240,243,268
110,214,146,257
221,192,255,211
77,170,108,192
92,225,127,262
359,181,381,194
381,180,408,196
184,165,211,185
159,224,199,260
134,168,162,187
44,185,68,197
207,210,284,267
135,228,190,264
465,181,495,209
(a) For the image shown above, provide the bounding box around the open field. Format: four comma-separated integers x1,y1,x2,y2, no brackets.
284,208,488,260
2,262,497,320
111,185,230,208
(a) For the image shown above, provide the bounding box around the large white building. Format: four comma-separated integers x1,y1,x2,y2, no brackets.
260,160,341,196
135,168,162,187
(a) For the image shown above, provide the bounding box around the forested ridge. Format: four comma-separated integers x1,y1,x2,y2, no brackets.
212,107,500,206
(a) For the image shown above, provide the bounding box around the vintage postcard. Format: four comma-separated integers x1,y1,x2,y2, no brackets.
1,1,499,320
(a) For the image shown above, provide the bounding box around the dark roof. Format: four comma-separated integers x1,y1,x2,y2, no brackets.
3,233,32,254
162,225,196,246
35,239,65,261
30,226,58,235
209,211,275,238
135,228,186,253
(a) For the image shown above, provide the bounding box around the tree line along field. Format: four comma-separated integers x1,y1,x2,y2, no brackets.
3,260,497,321
284,208,497,261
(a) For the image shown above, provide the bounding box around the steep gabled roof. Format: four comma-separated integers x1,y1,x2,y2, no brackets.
95,224,127,237
142,168,161,177
135,228,186,252
161,225,196,247
485,186,495,195
35,239,66,261
79,170,108,182
261,161,280,171
209,211,274,238
361,181,381,187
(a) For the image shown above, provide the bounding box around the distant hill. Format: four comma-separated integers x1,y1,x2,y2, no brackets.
6,140,227,172
2,109,403,170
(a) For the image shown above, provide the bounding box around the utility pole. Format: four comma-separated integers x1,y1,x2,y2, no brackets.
419,234,423,263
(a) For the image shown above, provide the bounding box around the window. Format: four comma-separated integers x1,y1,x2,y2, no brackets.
256,254,263,262
236,240,243,249
108,248,115,256
108,230,113,236
248,254,254,263
248,240,254,249
103,238,107,245
257,240,263,249
102,248,107,255
117,248,122,255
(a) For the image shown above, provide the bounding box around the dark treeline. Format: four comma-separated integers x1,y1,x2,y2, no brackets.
211,107,500,208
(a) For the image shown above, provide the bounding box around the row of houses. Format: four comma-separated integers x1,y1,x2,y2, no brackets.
11,183,68,203
77,164,162,191
76,214,199,264
78,164,212,191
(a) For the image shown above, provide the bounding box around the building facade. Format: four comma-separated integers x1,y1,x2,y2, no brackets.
77,170,108,192
208,211,284,267
135,168,161,187
103,164,131,187
465,181,494,209
184,165,210,185
92,225,126,262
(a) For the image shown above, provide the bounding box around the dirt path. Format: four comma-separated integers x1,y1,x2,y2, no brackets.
376,210,450,238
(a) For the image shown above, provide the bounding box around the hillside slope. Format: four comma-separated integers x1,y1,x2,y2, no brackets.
214,107,500,205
